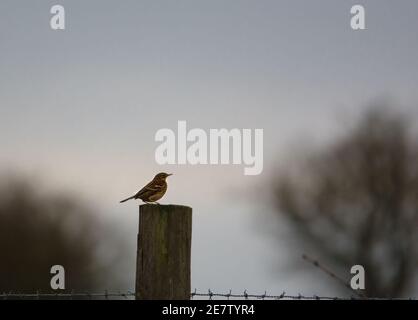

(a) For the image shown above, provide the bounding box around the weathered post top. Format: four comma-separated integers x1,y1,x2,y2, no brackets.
136,204,192,300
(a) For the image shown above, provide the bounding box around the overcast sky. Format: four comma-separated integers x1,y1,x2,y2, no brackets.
1,0,418,295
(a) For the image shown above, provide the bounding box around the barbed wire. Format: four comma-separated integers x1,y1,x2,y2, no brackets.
191,289,417,300
0,290,413,300
191,289,344,300
0,291,135,300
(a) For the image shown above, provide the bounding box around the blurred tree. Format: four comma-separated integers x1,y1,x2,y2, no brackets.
273,109,418,297
0,176,111,293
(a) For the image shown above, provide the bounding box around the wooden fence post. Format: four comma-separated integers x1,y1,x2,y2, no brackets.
136,204,192,300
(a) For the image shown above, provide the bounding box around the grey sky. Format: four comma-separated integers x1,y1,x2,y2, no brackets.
1,1,418,294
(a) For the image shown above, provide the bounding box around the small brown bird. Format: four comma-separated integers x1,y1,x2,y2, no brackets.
120,172,172,204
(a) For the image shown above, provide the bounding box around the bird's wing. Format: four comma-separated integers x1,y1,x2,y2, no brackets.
134,181,164,198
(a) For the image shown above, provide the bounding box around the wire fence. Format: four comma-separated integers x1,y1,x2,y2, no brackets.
0,291,135,300
0,290,414,300
192,290,348,300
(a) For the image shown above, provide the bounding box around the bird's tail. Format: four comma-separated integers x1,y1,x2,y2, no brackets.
120,195,135,203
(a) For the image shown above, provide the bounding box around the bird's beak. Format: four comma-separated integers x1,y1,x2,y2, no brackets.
167,173,173,176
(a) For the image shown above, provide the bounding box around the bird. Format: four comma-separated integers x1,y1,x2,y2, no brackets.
120,172,172,204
